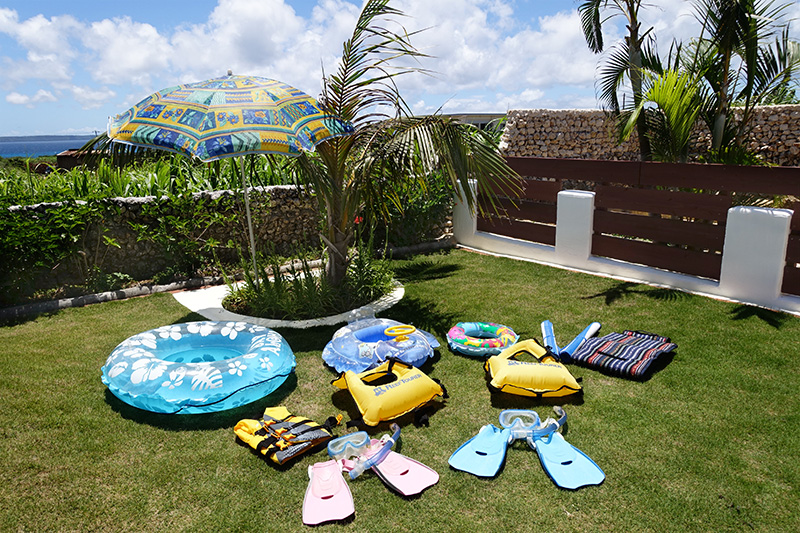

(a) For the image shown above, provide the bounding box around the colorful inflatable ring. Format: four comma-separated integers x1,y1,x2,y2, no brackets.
101,321,296,414
446,322,518,357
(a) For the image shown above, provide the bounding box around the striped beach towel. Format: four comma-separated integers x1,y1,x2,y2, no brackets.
570,330,676,379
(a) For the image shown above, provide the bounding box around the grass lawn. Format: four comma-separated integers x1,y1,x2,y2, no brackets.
1,249,798,531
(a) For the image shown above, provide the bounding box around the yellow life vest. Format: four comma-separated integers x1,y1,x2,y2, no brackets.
484,339,582,398
234,406,342,465
331,358,446,426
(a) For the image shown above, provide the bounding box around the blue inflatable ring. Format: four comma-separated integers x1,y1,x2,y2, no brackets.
101,321,296,414
322,317,440,373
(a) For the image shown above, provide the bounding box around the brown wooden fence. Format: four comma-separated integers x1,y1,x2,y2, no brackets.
477,157,800,295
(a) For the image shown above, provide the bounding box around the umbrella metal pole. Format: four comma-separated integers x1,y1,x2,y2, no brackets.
241,156,260,288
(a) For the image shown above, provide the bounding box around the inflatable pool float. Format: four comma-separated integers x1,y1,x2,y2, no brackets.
484,339,581,398
331,358,446,426
322,317,440,373
446,322,518,357
101,321,295,414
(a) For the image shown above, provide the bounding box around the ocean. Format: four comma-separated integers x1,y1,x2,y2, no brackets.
0,135,97,158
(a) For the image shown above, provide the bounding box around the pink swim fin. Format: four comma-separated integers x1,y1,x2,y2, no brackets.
367,439,439,496
302,460,354,525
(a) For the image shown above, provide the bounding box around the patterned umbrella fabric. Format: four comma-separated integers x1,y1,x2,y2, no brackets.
107,74,352,161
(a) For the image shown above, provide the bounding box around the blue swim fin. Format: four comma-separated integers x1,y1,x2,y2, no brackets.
530,432,605,490
448,424,511,478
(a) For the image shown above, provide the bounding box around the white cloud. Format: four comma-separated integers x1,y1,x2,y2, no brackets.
83,17,171,87
169,0,332,89
0,11,80,86
0,10,81,56
0,7,19,32
1,0,798,136
6,89,57,106
69,85,116,109
384,2,601,111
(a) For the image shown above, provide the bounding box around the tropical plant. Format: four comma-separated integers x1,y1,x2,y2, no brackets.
621,69,707,162
281,0,517,287
579,0,654,160
616,0,800,163
690,0,800,151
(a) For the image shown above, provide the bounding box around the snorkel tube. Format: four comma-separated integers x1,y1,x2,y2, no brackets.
498,406,568,446
346,423,401,480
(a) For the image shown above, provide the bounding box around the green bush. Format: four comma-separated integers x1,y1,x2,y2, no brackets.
223,231,394,320
368,169,453,248
0,154,297,207
129,192,239,277
0,200,117,307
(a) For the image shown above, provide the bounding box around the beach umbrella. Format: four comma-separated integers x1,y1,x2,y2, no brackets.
107,72,353,284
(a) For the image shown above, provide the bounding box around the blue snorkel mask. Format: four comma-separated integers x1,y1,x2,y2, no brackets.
498,406,567,448
327,423,402,480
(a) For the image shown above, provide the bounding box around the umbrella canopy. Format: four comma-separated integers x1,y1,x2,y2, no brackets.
107,73,353,286
107,73,352,161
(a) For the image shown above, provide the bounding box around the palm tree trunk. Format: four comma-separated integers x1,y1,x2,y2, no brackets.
321,194,353,288
325,229,350,287
628,4,652,162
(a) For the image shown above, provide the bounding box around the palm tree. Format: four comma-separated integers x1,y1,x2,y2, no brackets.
620,69,707,162
690,0,795,151
284,0,517,286
578,0,653,161
616,1,800,163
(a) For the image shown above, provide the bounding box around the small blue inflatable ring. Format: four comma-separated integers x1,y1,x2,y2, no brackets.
101,321,296,414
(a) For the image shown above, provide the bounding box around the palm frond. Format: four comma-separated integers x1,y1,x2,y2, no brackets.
621,69,706,162
321,0,429,129
596,40,630,113
579,0,605,53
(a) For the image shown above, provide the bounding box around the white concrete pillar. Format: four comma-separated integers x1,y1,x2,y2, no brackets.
555,190,595,268
452,180,477,244
719,206,793,304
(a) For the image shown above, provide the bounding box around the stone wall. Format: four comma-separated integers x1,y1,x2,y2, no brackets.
501,105,800,166
16,185,320,286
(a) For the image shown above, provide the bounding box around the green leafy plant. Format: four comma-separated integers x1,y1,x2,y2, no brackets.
0,200,115,306
369,170,453,248
85,266,134,294
223,227,393,321
129,192,239,278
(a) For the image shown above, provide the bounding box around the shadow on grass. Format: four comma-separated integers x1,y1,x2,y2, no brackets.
104,372,298,431
729,305,791,328
582,281,694,306
382,295,460,339
275,324,340,353
488,389,585,410
392,258,461,283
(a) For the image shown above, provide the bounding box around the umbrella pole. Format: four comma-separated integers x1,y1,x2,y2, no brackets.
241,155,259,288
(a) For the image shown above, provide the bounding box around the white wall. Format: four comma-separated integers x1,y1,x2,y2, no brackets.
454,188,800,316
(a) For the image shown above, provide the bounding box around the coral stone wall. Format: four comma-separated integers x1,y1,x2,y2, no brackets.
501,105,800,166
16,185,320,286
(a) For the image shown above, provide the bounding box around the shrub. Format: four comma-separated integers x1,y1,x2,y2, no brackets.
223,230,394,321
0,200,117,307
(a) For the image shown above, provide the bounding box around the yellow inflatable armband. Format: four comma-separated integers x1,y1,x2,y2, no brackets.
332,358,446,426
484,339,582,398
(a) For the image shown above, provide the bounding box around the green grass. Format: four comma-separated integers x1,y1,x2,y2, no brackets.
1,249,798,531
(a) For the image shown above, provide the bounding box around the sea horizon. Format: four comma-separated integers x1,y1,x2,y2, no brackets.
0,134,98,158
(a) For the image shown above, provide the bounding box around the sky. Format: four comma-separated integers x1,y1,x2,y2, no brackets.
1,0,799,136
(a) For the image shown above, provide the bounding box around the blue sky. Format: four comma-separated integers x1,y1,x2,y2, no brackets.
1,0,798,136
